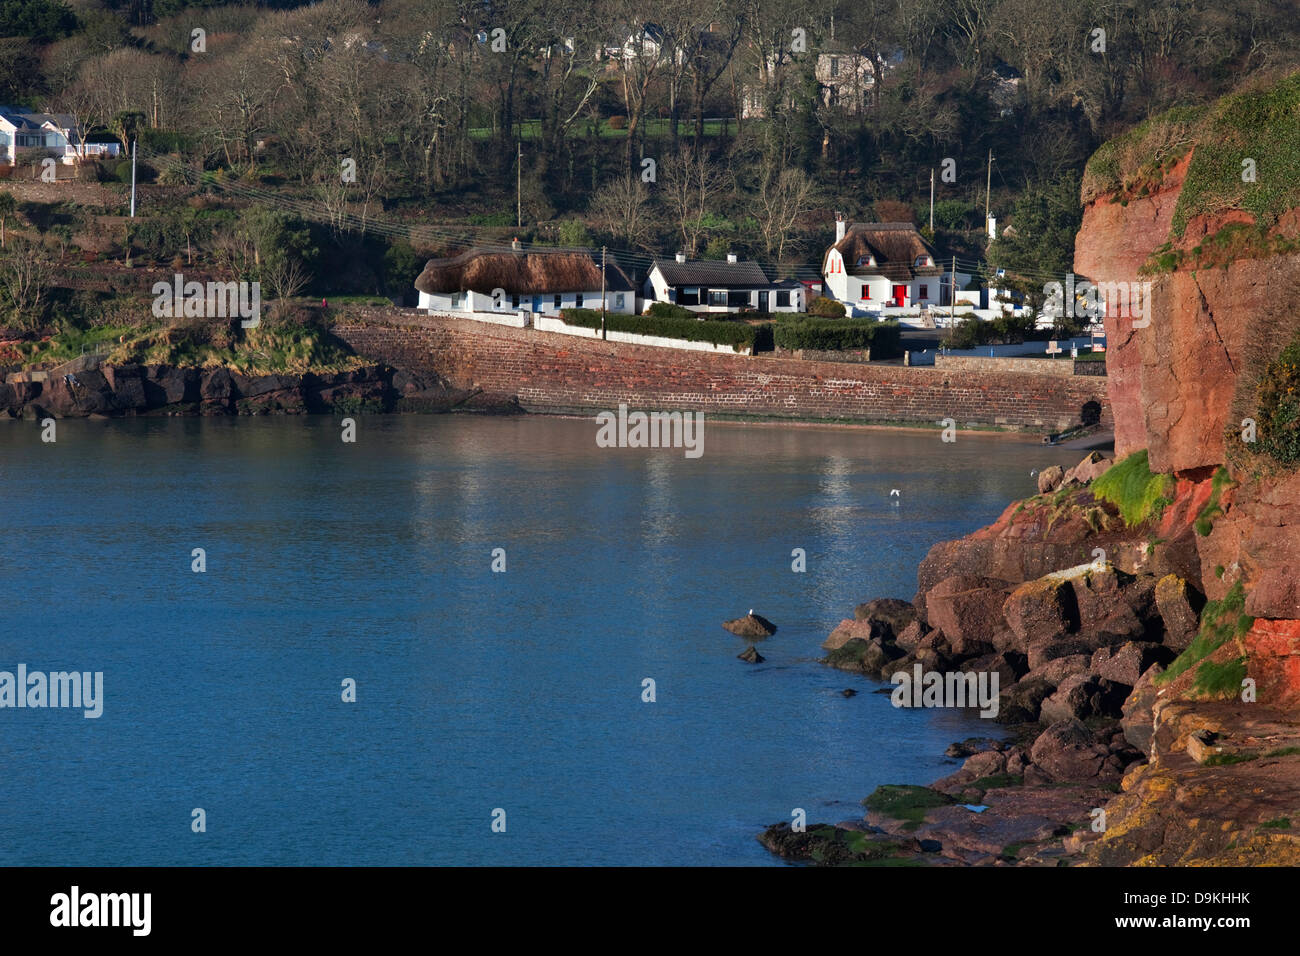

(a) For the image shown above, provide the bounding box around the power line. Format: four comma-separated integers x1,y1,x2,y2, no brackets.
133,145,1074,289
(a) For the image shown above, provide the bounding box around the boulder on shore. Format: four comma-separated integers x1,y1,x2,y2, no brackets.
852,598,917,637
1062,451,1112,486
924,575,1011,644
1037,465,1066,494
723,612,776,639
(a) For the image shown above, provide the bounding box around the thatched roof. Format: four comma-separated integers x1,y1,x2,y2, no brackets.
827,222,945,281
414,248,634,295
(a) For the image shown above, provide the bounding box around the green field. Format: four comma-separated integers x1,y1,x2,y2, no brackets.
469,117,735,141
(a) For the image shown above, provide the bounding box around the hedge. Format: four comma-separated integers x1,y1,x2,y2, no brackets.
559,308,755,351
806,296,846,317
646,301,696,319
774,319,901,356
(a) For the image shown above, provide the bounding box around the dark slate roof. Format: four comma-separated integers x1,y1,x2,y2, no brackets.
650,258,771,287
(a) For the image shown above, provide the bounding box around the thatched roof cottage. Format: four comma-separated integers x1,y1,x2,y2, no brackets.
415,246,637,315
822,219,970,314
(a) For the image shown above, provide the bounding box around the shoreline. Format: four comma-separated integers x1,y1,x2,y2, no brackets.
2,355,1110,446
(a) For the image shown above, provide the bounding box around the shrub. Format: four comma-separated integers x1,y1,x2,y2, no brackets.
946,315,989,349
1255,334,1300,464
774,318,901,356
1157,582,1252,686
1194,466,1233,536
1091,450,1175,526
607,115,627,130
646,301,696,320
556,219,592,247
932,199,977,231
559,308,755,351
806,296,846,317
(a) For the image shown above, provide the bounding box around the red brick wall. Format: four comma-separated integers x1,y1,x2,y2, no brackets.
333,311,1112,430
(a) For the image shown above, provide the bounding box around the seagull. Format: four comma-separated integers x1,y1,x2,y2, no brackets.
748,608,754,616
890,489,900,497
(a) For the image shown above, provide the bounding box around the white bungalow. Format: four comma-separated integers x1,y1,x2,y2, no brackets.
643,254,804,314
415,245,638,316
0,109,121,165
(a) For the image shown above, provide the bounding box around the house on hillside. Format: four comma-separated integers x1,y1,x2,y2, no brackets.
643,254,805,313
415,245,638,316
741,44,896,119
821,218,970,316
0,108,121,165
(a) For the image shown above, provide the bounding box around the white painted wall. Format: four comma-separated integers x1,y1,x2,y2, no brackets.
420,289,637,315
534,314,752,355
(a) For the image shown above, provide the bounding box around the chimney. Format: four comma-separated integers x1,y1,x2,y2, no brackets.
835,212,846,242
726,253,738,264
675,252,686,263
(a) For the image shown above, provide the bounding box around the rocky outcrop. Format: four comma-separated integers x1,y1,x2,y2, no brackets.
0,361,519,418
722,612,776,639
1074,155,1188,461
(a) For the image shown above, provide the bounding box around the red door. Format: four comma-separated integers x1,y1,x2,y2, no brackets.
892,285,906,307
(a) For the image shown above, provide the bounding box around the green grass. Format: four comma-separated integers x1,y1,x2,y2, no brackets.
1191,654,1248,698
23,320,363,376
1203,752,1258,767
1254,332,1300,464
1000,840,1035,860
969,773,1024,790
320,295,392,306
1194,466,1234,536
1264,746,1300,758
1259,817,1292,829
862,785,954,827
1091,450,1175,527
1082,105,1206,204
1171,73,1300,238
17,324,138,365
1157,582,1252,686
468,117,734,141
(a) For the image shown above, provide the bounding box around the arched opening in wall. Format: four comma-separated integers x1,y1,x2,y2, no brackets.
1081,400,1102,426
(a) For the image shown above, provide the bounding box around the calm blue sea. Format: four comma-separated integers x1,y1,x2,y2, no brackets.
0,415,1080,865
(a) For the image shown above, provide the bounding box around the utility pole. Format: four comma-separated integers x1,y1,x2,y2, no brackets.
950,254,956,326
516,141,522,228
929,168,935,233
984,149,993,231
130,139,137,218
601,245,608,341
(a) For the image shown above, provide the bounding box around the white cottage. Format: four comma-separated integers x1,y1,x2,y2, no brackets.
643,254,804,314
821,219,967,316
415,246,638,316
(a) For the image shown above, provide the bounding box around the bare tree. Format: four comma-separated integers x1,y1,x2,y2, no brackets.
0,234,63,329
588,177,658,250
660,146,725,256
262,256,310,301
610,0,673,173
754,159,814,261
